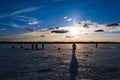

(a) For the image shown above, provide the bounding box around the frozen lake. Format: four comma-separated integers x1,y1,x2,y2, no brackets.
0,43,120,80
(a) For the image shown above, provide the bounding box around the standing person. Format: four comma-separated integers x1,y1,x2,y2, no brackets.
96,43,98,48
42,43,44,50
72,43,76,50
12,45,15,48
20,45,23,49
35,43,38,50
32,43,34,49
70,43,78,80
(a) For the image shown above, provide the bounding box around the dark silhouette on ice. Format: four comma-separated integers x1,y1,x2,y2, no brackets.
96,43,98,48
20,45,23,49
69,43,78,80
72,43,76,50
12,45,15,48
35,43,38,50
42,43,44,50
31,43,34,49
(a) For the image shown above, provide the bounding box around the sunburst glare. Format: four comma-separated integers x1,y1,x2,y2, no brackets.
70,26,80,36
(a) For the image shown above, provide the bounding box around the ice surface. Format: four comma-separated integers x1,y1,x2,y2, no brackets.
0,43,120,80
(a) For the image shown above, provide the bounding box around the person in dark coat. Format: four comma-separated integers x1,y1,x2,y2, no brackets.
72,43,76,50
42,43,44,50
35,43,38,50
32,43,34,49
96,43,98,48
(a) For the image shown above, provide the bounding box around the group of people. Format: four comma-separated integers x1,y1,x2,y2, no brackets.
12,43,45,50
31,43,44,50
12,43,98,50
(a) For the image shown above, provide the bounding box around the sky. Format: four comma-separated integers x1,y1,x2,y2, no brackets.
0,0,120,42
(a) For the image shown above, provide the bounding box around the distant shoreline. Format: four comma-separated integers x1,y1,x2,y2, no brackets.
0,41,120,44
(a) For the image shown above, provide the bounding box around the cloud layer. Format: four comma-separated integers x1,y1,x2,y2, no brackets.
9,6,40,16
0,20,120,42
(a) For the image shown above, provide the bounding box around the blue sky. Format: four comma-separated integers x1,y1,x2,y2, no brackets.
0,0,120,42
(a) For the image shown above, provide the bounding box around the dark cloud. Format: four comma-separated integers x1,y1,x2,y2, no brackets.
83,24,89,28
94,29,104,32
25,27,35,32
106,23,119,27
40,26,60,32
51,30,69,33
79,20,97,28
54,26,59,29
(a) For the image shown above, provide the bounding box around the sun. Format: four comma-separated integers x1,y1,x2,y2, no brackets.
70,26,80,36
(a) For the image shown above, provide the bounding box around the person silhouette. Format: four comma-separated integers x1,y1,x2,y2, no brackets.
42,43,44,50
96,43,98,48
12,45,15,48
20,45,23,49
35,43,38,50
31,43,34,49
69,43,78,80
72,43,76,50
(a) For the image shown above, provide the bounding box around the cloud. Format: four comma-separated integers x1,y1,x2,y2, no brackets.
0,20,120,42
106,23,120,27
0,16,4,18
9,6,39,16
1,31,51,39
28,20,40,25
0,23,11,27
0,28,6,31
51,30,69,33
11,23,20,28
0,23,28,31
15,16,41,25
67,18,72,21
94,29,104,32
16,16,36,20
11,23,37,32
82,24,89,28
40,26,60,32
0,23,20,28
25,27,35,32
79,20,97,26
63,16,67,19
0,6,43,19
63,16,72,22
0,16,41,32
0,14,41,31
